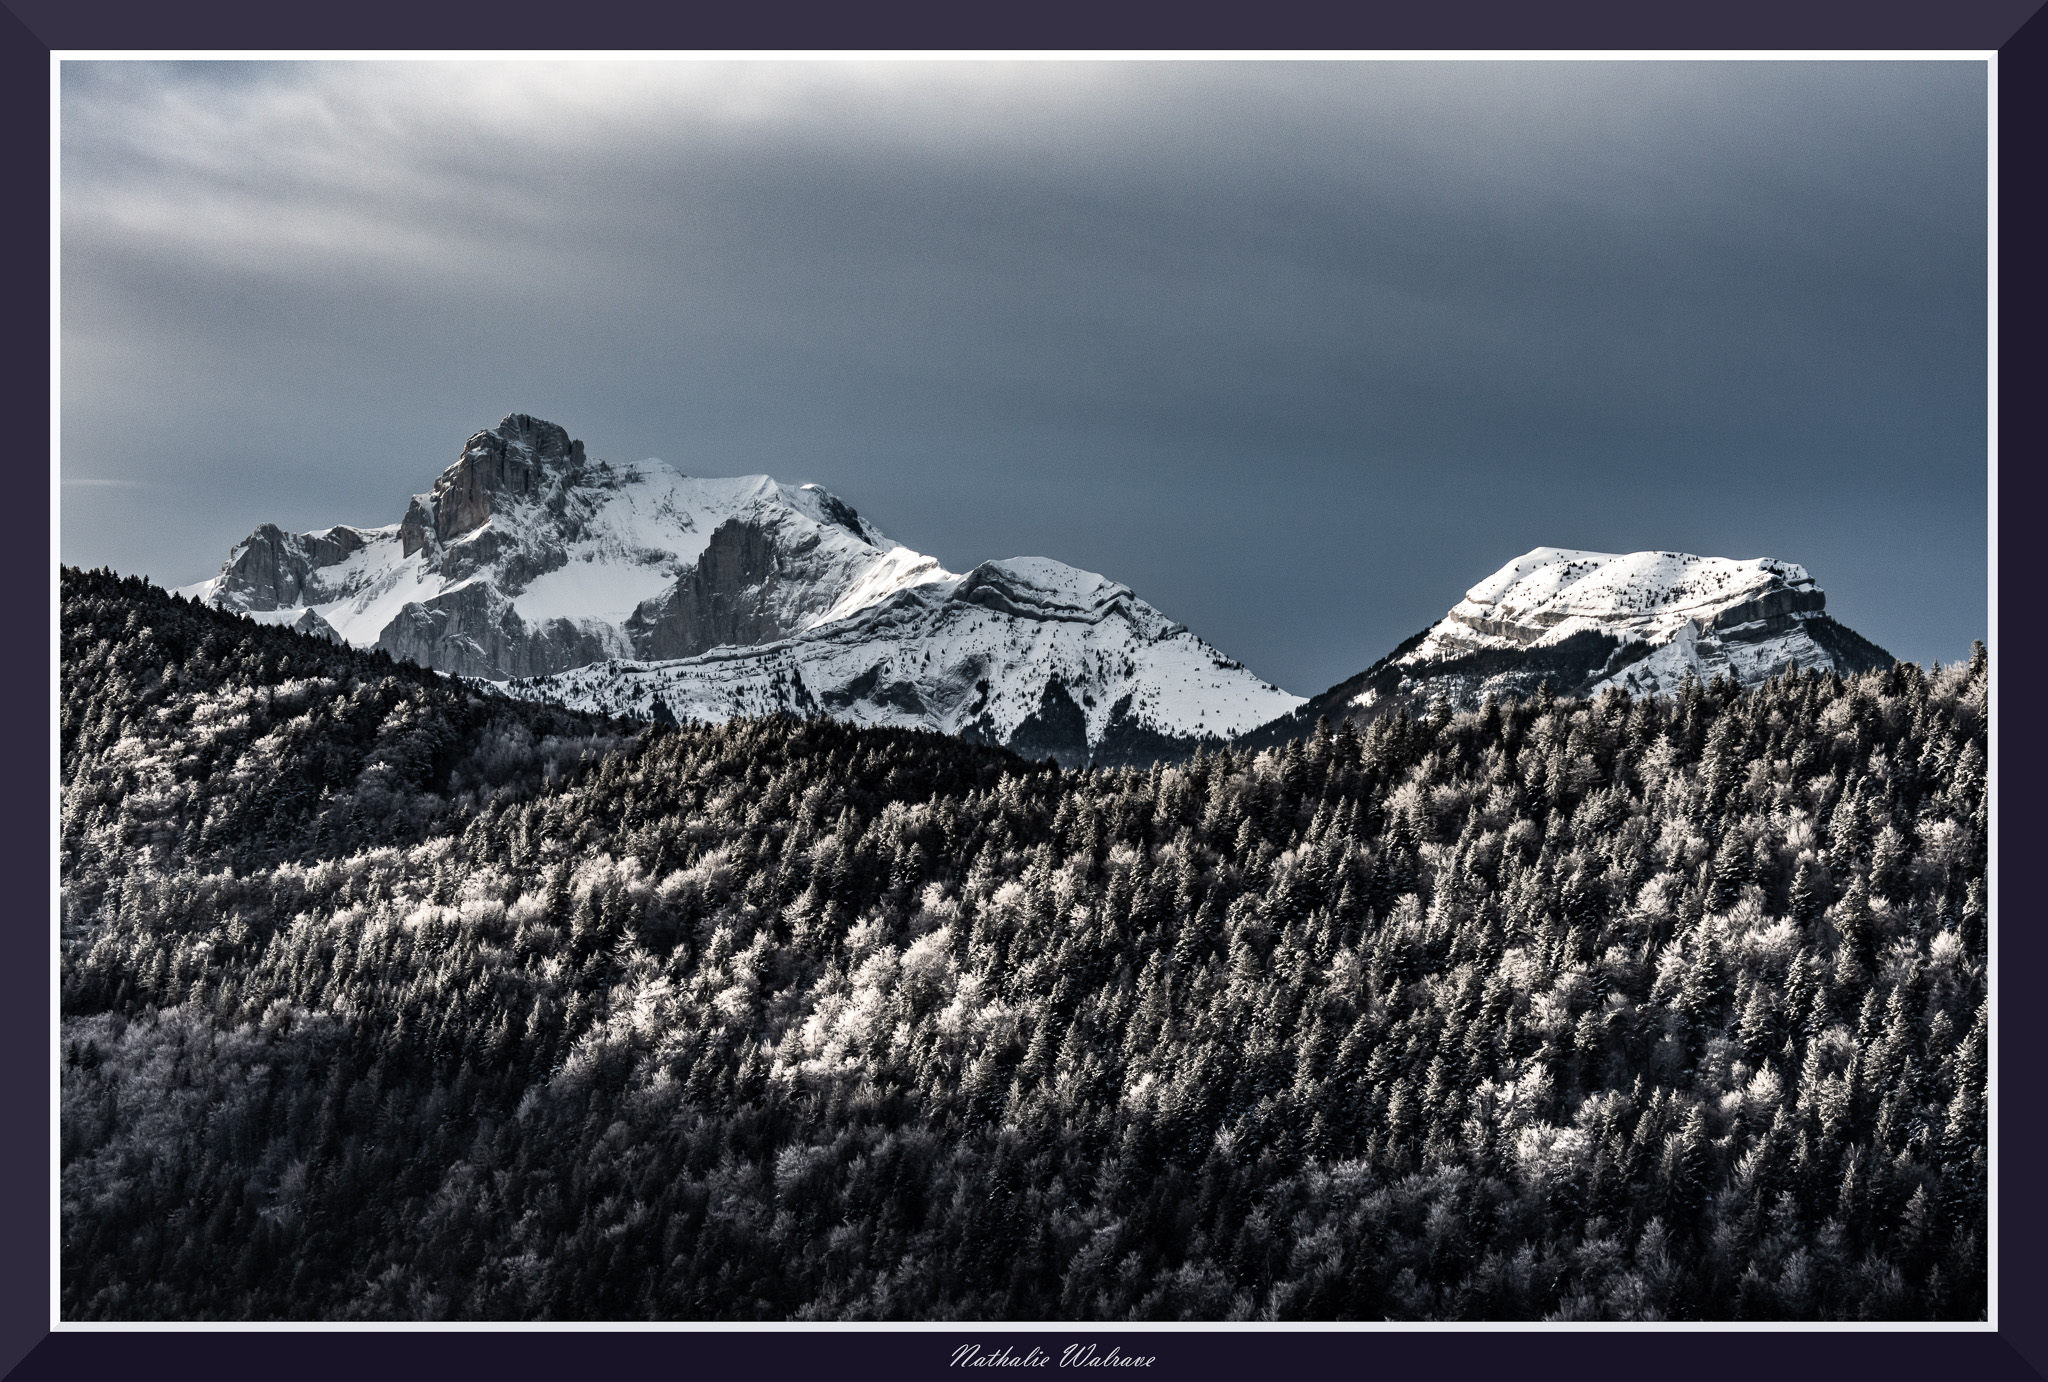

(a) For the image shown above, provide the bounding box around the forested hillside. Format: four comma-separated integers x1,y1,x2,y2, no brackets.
60,567,1988,1321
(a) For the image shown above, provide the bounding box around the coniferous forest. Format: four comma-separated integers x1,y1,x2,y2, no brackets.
60,566,1988,1321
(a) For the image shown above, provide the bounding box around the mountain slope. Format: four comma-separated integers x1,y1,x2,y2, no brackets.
1243,546,1894,748
507,555,1303,768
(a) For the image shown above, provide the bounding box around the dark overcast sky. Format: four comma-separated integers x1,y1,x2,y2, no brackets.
58,59,1989,694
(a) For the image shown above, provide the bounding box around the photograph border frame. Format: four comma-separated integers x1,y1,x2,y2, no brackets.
16,4,2042,1378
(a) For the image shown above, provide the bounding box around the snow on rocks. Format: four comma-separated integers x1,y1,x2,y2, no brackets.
182,413,1302,765
503,557,1304,767
1399,546,1870,698
180,415,941,681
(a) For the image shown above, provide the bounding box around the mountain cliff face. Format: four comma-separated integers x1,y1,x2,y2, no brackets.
1241,546,1894,748
184,413,1302,766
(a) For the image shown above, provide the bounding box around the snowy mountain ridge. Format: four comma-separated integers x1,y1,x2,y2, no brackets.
1238,545,1894,749
182,413,1302,766
1409,546,1840,697
178,418,1893,766
503,554,1302,767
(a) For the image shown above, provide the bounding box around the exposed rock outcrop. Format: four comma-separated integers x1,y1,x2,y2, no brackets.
431,414,584,544
214,523,373,611
374,582,622,681
624,518,793,660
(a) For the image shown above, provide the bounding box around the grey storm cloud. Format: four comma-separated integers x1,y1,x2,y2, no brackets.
59,58,1988,692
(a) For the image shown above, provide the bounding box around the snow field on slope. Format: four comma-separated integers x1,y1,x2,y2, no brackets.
511,555,680,625
811,547,958,629
314,544,443,647
1466,550,1803,624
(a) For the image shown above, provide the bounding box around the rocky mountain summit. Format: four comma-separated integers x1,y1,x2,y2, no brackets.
1242,546,1894,748
184,414,940,680
184,414,1302,766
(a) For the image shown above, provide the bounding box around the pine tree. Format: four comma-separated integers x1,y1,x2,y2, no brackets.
1788,859,1822,925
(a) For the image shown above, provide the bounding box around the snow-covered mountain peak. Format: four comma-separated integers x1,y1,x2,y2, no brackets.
1388,545,1883,708
947,558,1154,628
779,480,892,547
414,413,586,550
814,546,958,627
183,416,933,679
1440,547,1821,657
1236,544,1893,751
509,548,1302,768
179,413,1299,766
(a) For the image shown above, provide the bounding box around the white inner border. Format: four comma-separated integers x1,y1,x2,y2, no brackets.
47,47,2001,1337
